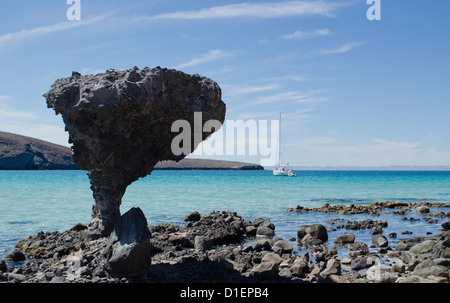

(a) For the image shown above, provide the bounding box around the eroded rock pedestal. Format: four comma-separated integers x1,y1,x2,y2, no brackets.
44,67,225,235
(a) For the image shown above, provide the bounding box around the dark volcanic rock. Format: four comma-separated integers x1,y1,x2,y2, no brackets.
0,131,78,170
297,224,328,243
105,207,151,278
44,67,225,235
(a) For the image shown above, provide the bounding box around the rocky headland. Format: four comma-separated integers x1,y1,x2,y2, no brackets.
0,131,78,170
2,201,449,283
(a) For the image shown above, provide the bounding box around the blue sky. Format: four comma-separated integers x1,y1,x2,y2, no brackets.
0,0,449,166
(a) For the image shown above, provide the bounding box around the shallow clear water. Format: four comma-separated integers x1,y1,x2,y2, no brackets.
1,170,449,258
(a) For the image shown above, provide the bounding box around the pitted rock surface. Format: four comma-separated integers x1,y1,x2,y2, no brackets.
44,67,225,234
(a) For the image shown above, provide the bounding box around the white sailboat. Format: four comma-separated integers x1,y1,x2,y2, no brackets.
273,114,296,177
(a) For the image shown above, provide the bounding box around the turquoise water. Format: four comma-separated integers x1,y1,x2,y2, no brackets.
1,170,450,258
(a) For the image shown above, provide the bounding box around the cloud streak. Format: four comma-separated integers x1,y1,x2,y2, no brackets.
175,49,235,68
148,1,344,20
320,41,364,54
222,84,280,95
254,90,328,105
283,28,331,40
0,14,110,48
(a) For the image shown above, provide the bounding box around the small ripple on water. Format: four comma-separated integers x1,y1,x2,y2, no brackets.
6,220,36,225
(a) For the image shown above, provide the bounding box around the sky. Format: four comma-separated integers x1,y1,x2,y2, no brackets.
0,0,449,167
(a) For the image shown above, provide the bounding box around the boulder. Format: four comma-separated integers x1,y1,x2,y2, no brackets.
45,67,225,235
350,256,377,270
105,207,151,277
416,206,430,214
366,265,398,283
320,259,341,277
251,261,279,279
184,211,201,222
254,239,272,252
290,259,309,277
261,253,283,265
409,240,436,255
272,240,293,255
413,265,449,279
297,224,328,243
334,233,355,245
194,235,212,251
256,226,275,237
2,250,26,263
442,221,450,231
372,234,389,248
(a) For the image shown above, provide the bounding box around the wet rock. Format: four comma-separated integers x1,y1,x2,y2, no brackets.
45,67,225,235
184,211,201,222
416,206,430,214
245,226,257,236
442,221,450,231
3,250,26,263
334,233,355,245
297,224,328,243
254,218,275,237
256,226,275,237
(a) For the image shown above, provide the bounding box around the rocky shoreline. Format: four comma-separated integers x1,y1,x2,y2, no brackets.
1,202,450,283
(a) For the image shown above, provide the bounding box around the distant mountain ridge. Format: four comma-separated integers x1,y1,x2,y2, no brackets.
155,158,264,170
0,131,264,170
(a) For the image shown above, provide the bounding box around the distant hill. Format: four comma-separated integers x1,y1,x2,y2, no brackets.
0,131,78,170
155,158,264,170
0,131,264,170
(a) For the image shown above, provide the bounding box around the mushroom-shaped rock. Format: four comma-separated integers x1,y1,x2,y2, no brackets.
44,67,226,235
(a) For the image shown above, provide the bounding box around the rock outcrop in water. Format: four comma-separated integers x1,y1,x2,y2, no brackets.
44,67,226,235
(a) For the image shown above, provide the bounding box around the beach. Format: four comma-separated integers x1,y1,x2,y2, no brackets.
1,170,449,283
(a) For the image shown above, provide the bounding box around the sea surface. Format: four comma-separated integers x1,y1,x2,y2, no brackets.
1,170,450,259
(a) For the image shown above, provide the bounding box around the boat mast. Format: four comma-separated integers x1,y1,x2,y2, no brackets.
277,113,281,167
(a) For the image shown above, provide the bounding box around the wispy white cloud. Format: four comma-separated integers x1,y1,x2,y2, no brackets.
0,101,36,119
0,14,110,48
147,1,344,20
282,28,331,40
222,84,280,95
254,90,328,105
175,49,235,69
320,41,364,54
0,109,36,119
